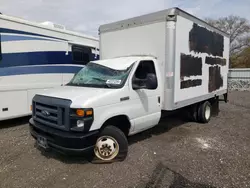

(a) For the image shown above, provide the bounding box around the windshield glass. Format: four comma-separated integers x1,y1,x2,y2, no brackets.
67,62,133,88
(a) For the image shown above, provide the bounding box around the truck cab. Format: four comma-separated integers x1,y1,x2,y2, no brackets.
29,56,163,162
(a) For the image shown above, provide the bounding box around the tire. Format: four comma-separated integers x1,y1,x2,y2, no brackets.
187,104,198,122
197,101,212,123
91,126,128,163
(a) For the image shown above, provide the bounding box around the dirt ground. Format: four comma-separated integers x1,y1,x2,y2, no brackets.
0,90,250,188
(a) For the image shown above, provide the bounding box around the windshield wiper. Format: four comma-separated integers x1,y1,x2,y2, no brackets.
66,82,79,86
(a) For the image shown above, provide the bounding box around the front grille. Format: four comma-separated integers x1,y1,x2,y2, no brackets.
35,102,64,127
32,95,71,131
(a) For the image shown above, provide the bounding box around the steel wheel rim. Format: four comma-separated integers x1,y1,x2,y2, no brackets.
205,105,211,120
94,136,119,161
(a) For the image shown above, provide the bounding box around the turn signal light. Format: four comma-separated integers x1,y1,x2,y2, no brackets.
86,110,93,116
76,109,85,117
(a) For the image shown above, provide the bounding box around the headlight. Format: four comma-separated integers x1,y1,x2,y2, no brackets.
70,108,94,132
74,108,93,117
76,120,84,128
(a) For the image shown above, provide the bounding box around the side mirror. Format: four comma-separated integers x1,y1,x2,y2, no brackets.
132,73,157,90
145,73,157,89
132,78,147,90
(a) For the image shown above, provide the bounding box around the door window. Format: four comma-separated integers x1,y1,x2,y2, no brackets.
133,60,158,89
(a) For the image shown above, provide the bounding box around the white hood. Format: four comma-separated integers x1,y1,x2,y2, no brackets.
37,86,127,108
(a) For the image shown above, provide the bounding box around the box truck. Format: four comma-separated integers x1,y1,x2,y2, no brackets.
29,7,230,163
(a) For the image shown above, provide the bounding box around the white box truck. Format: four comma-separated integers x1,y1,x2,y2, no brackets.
29,7,230,163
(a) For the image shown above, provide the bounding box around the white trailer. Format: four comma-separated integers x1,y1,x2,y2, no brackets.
29,7,230,163
0,13,99,121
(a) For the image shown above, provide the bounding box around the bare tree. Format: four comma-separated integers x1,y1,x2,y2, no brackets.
205,15,250,56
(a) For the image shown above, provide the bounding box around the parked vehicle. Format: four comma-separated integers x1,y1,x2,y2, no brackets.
29,7,229,163
0,13,99,121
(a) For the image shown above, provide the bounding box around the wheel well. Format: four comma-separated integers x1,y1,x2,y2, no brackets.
102,115,131,136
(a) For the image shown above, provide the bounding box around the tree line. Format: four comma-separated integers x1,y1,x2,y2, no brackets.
205,15,250,68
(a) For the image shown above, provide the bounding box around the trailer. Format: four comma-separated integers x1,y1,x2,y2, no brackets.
29,7,230,163
0,13,99,121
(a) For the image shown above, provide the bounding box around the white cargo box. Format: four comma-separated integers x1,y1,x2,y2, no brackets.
99,7,230,111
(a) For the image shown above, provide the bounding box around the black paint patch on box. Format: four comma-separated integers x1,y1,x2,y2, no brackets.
181,79,202,89
209,66,223,92
206,56,226,66
180,53,202,77
189,23,224,57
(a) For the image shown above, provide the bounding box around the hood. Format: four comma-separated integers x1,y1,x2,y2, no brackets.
36,85,126,108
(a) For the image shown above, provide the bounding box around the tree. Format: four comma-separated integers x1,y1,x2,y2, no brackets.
231,47,250,68
205,15,250,68
205,15,250,55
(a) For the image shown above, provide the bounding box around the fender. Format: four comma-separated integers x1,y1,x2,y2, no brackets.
89,102,135,134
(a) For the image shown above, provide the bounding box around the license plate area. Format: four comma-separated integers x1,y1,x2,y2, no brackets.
37,135,49,149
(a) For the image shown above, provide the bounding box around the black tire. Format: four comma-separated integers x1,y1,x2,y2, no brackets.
197,101,212,123
91,125,128,164
187,104,198,122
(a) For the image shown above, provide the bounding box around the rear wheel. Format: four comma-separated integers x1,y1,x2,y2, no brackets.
187,104,198,122
92,126,128,163
197,101,212,123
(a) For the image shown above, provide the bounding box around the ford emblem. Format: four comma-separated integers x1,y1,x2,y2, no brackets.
41,110,50,117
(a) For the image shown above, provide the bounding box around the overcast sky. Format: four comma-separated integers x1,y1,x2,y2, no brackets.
1,0,250,37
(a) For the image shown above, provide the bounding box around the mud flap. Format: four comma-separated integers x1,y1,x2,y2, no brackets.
223,92,228,103
211,98,219,117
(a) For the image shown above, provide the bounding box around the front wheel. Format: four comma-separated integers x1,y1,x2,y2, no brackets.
92,126,128,163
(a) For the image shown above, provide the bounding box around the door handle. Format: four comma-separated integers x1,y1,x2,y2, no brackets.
158,96,160,103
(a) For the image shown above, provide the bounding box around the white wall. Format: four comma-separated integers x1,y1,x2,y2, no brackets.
174,15,230,103
100,21,166,67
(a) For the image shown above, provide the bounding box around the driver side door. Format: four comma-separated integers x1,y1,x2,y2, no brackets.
129,60,161,134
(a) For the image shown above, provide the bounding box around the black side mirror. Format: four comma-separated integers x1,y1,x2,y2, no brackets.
145,73,157,89
132,77,147,90
132,73,157,90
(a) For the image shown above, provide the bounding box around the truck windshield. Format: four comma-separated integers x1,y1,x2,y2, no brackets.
67,62,133,88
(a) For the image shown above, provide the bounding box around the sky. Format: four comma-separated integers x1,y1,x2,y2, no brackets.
1,0,250,37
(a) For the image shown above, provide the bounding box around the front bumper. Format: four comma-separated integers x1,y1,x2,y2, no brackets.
29,118,99,155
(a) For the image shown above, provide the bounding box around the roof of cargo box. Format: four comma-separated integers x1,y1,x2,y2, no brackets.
99,7,230,38
91,55,156,70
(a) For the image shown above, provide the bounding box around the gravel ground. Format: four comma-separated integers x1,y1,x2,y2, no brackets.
0,90,250,188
